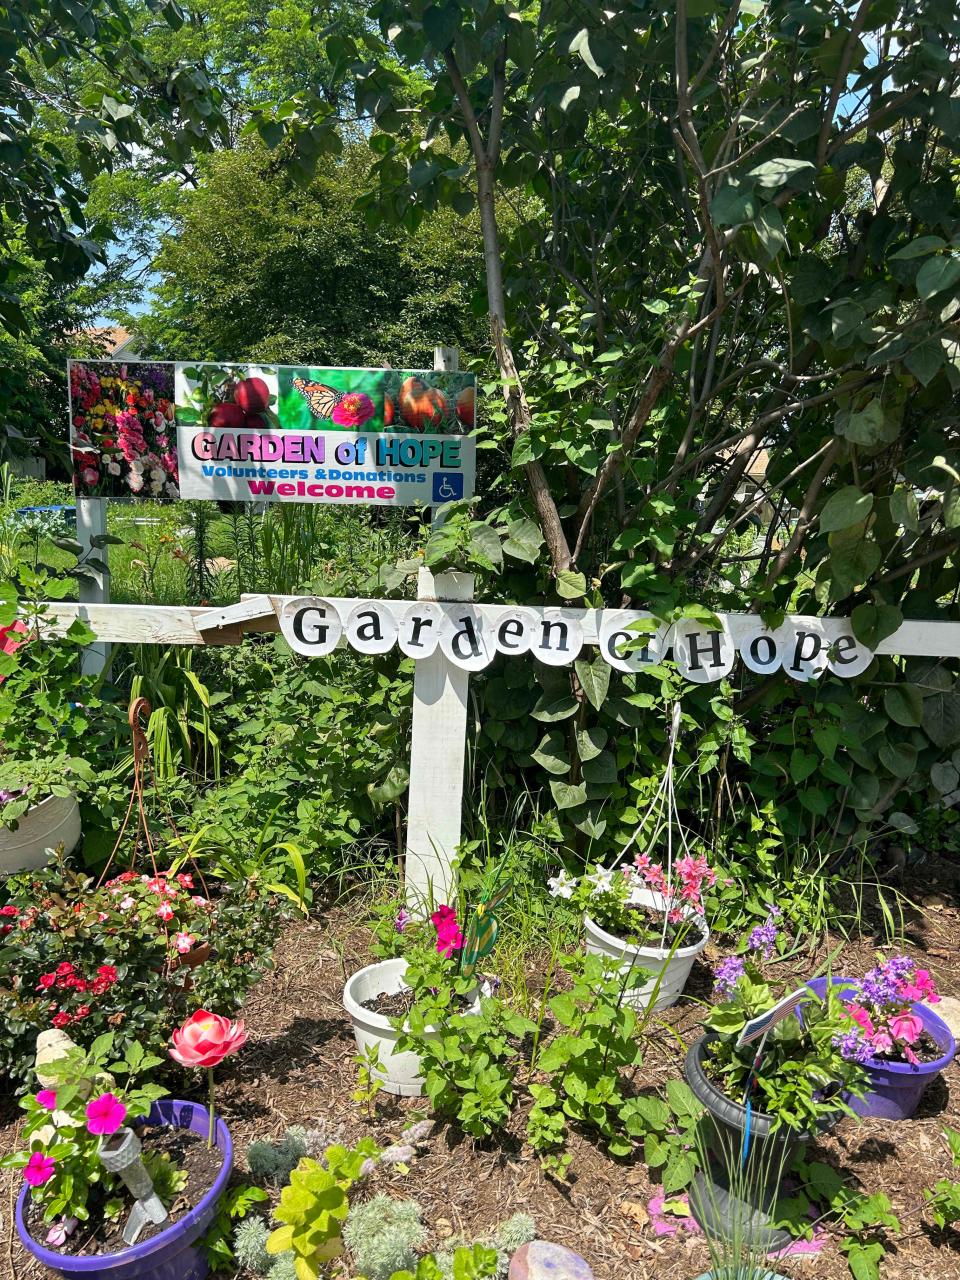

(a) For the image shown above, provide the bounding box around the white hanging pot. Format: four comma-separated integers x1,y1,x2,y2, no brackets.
342,957,482,1097
583,885,708,1011
0,793,81,875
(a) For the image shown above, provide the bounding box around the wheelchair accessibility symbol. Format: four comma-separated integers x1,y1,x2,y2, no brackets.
432,472,463,502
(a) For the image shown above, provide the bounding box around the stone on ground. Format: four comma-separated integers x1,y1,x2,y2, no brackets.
508,1241,594,1280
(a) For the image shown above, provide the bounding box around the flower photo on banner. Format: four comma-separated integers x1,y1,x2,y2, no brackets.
69,360,179,499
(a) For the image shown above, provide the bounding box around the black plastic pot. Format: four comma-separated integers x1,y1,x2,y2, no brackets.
683,1034,824,1251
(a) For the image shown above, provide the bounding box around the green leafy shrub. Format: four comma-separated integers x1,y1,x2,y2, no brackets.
925,1128,960,1230
266,1139,380,1279
0,857,287,1086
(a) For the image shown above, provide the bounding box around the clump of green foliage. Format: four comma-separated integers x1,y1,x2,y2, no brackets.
344,1194,425,1280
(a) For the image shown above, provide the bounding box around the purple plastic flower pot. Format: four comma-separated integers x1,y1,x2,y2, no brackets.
804,976,956,1120
16,1099,232,1280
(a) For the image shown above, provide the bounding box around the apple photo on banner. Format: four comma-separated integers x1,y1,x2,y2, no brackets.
531,608,585,667
384,370,476,436
598,609,669,673
398,601,443,659
277,366,385,433
673,615,735,683
69,359,179,500
439,605,495,671
175,363,280,435
279,597,343,657
346,602,398,655
491,607,538,656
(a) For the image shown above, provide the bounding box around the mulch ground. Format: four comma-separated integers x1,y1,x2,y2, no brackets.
2,863,960,1280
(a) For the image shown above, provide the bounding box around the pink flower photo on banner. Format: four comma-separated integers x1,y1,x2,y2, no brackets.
69,360,179,500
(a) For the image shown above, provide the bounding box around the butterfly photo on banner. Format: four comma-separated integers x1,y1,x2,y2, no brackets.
292,376,378,429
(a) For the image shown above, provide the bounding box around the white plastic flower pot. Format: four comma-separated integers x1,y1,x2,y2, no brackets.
583,886,708,1010
342,957,482,1098
0,793,81,875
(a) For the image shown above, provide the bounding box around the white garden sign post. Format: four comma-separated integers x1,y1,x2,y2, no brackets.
75,496,110,677
404,568,473,909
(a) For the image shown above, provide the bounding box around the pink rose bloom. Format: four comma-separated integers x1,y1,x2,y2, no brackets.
889,1012,924,1045
23,1152,56,1187
85,1093,127,1136
170,1010,247,1069
331,391,375,427
81,467,99,486
36,1090,57,1111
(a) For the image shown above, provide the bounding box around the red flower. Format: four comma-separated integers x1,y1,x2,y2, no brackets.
37,974,57,990
0,905,20,917
96,964,118,984
51,1012,71,1029
74,1005,91,1020
55,962,74,977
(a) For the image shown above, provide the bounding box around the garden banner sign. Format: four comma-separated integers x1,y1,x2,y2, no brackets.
68,359,477,508
277,597,878,684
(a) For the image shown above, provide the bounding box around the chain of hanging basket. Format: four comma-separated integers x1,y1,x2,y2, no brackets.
611,702,697,949
95,697,159,889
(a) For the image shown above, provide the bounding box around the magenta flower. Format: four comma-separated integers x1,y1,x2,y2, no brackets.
85,1093,127,1136
331,392,375,428
36,1090,57,1112
394,909,411,933
23,1152,56,1187
430,905,463,957
889,1012,924,1045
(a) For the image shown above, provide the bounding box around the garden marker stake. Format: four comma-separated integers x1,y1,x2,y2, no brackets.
460,881,511,980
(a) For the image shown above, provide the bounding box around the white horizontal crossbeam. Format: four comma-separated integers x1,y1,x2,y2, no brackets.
38,598,960,659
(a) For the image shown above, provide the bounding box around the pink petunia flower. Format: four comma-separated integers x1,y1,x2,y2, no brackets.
889,1012,924,1045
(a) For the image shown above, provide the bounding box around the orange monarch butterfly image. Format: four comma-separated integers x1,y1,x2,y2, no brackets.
292,376,376,428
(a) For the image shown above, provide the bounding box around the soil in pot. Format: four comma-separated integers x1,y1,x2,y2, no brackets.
591,903,692,948
360,987,478,1018
24,1122,223,1258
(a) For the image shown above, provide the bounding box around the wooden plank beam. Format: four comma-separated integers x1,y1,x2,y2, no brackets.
36,599,960,660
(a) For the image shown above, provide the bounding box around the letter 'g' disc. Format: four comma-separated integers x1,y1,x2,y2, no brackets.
279,596,342,656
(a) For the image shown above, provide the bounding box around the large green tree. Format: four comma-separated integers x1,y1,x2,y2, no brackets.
244,0,960,852
135,138,488,367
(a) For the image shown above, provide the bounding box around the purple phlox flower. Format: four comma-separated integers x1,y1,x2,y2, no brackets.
833,1029,872,1064
748,909,780,959
713,955,746,998
860,958,905,1007
394,908,411,934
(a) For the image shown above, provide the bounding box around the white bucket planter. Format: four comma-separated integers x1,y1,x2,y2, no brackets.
584,886,708,1011
0,793,81,875
343,957,481,1097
